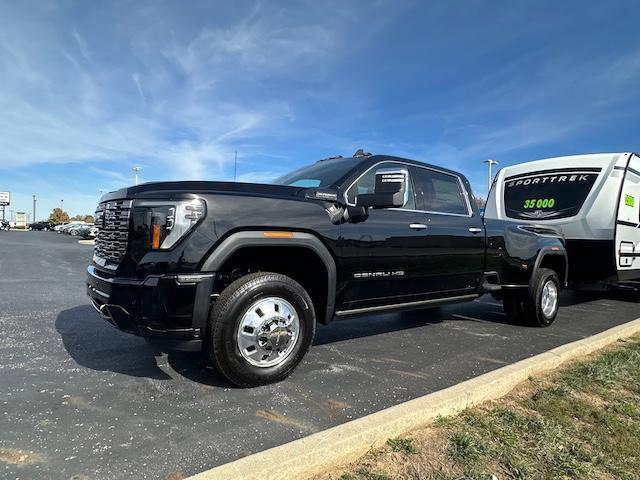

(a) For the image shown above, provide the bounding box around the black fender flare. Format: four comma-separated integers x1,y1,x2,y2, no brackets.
200,231,337,324
531,246,569,292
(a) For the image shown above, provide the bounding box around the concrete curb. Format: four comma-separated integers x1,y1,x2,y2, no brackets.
78,239,95,245
187,318,640,480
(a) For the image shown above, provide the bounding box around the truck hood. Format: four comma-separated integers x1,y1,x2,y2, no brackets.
100,181,309,203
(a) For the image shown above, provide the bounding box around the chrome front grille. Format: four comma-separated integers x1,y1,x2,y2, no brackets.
94,200,133,267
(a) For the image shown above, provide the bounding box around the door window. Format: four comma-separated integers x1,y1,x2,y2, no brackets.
411,167,469,215
346,162,416,209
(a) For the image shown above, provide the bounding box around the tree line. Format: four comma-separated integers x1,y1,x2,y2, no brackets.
47,208,94,224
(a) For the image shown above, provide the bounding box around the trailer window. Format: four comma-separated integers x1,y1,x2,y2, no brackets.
503,170,598,220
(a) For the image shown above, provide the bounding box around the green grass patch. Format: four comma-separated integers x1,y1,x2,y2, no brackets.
353,467,392,480
386,437,418,454
327,337,640,480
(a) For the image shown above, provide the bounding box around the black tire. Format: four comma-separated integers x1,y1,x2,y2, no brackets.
503,291,526,324
522,268,560,327
207,272,316,387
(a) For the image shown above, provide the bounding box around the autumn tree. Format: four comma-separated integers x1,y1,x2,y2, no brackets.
70,214,95,222
474,196,486,209
48,208,69,224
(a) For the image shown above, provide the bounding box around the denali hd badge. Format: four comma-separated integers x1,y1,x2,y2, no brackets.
354,271,405,279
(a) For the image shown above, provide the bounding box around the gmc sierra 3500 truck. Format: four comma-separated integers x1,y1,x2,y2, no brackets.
87,152,568,387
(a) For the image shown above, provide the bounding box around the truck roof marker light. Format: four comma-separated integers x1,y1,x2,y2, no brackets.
263,231,294,238
152,224,161,249
551,246,560,251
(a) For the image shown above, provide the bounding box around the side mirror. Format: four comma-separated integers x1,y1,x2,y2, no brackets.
356,168,408,209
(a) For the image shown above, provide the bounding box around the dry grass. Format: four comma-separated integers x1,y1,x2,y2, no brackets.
313,337,640,480
0,448,41,465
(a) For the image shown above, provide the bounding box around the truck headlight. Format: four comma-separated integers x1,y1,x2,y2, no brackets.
143,199,206,250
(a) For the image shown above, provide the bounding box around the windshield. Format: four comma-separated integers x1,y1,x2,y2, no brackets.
503,169,599,220
273,158,359,188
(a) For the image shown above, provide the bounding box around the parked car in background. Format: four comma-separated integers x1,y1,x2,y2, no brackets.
54,222,70,232
58,221,86,234
76,225,98,239
29,221,56,231
68,223,93,236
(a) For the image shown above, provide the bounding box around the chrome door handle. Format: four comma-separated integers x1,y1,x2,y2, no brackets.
468,227,483,234
409,223,428,230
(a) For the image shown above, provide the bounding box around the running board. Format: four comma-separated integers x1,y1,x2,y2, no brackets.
480,282,501,293
334,294,479,317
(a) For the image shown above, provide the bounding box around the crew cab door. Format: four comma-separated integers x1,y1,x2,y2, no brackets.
336,162,485,313
409,165,486,293
615,153,640,280
338,162,440,311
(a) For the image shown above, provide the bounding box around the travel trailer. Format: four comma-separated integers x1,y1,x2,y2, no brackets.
484,152,640,285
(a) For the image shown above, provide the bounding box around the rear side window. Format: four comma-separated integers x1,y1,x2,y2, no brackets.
503,170,599,220
411,167,469,215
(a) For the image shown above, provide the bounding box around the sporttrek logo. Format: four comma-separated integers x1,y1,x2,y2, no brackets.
506,173,593,188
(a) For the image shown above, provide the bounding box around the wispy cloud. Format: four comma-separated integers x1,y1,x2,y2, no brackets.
72,28,93,64
131,73,147,104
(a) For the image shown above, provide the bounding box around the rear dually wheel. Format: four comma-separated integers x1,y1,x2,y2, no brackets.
503,268,560,327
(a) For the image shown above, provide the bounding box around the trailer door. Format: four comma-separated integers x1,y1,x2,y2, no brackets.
615,154,640,281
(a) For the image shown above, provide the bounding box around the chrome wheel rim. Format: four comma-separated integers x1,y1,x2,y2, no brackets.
541,280,558,317
237,297,300,368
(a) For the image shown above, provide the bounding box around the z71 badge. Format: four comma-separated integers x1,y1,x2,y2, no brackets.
354,271,405,279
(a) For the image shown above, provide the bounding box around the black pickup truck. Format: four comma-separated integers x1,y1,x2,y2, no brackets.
87,153,568,386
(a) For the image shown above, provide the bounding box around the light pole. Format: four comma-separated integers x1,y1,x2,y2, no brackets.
61,199,64,211
132,166,141,186
483,159,499,193
32,195,36,222
234,151,238,181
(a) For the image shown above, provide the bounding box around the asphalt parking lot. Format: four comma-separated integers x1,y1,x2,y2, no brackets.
1,230,639,480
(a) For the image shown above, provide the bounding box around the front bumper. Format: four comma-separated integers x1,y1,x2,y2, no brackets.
86,265,214,340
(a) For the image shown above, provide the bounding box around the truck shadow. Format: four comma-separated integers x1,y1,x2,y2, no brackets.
314,307,448,346
559,288,639,306
55,305,232,387
56,289,624,385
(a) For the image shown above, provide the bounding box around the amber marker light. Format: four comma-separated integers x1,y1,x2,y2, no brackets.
263,231,294,238
152,224,161,249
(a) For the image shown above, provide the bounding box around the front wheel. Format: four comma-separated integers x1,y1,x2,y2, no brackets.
207,272,316,387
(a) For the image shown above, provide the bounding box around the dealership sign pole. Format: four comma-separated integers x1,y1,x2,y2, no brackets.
0,192,10,221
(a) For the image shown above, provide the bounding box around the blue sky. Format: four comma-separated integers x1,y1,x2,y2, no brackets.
0,0,639,220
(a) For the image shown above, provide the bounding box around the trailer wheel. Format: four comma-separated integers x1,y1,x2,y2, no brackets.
522,268,560,327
